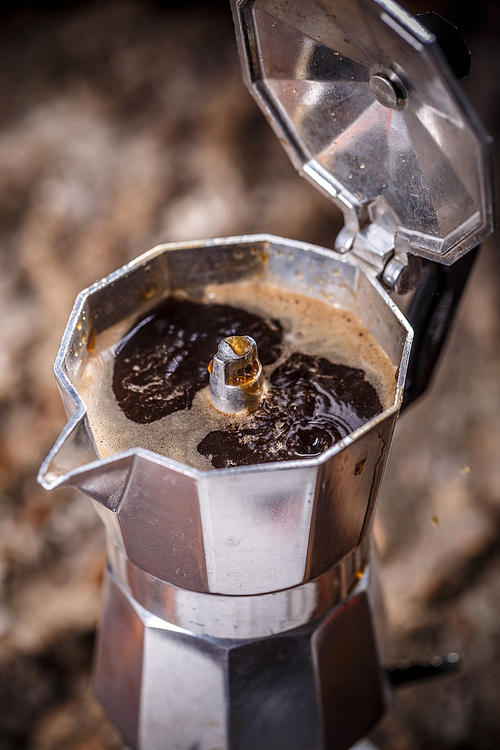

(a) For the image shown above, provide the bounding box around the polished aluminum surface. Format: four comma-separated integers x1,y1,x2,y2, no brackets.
107,537,369,639
232,0,494,264
38,236,412,596
94,564,387,750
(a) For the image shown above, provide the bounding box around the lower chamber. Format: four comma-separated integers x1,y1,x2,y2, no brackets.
93,536,388,750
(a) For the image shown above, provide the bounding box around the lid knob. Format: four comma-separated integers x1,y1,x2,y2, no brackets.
369,73,408,110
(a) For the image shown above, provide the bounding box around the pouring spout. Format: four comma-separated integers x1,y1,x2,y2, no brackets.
37,410,134,511
38,410,98,489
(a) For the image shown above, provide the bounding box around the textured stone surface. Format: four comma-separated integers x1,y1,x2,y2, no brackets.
0,0,498,748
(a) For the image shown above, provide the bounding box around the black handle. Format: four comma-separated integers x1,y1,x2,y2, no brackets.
402,248,479,411
417,12,471,79
400,11,477,411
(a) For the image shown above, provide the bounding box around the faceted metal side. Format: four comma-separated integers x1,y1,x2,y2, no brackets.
358,419,399,544
306,410,397,580
139,623,228,750
228,631,321,750
93,568,384,750
47,420,396,597
198,463,318,595
117,455,208,591
80,414,396,598
93,572,145,750
313,587,386,750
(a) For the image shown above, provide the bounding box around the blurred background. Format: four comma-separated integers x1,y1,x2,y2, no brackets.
0,0,498,747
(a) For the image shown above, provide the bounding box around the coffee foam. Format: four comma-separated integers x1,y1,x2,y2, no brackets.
79,280,397,470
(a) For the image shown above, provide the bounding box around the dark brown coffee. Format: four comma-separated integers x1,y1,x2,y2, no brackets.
198,352,381,467
113,298,283,424
112,298,381,467
79,280,396,471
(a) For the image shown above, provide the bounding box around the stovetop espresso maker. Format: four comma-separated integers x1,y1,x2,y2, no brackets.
38,1,493,749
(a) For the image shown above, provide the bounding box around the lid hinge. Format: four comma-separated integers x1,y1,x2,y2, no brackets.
335,224,421,294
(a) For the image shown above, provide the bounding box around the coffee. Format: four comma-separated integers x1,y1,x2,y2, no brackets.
198,352,382,467
79,280,396,470
113,297,283,424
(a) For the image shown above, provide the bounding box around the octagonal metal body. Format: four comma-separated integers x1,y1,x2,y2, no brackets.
94,562,387,750
38,235,412,596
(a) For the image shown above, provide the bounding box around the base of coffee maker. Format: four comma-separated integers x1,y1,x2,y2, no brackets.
93,539,389,750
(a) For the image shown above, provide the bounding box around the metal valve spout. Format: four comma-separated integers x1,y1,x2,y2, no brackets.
208,334,264,414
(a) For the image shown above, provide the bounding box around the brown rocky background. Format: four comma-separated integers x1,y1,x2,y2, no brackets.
0,0,498,747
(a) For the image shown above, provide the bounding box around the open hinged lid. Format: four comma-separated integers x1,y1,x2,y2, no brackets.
231,0,494,266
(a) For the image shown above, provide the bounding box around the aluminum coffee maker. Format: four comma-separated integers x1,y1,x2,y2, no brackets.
38,1,493,749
